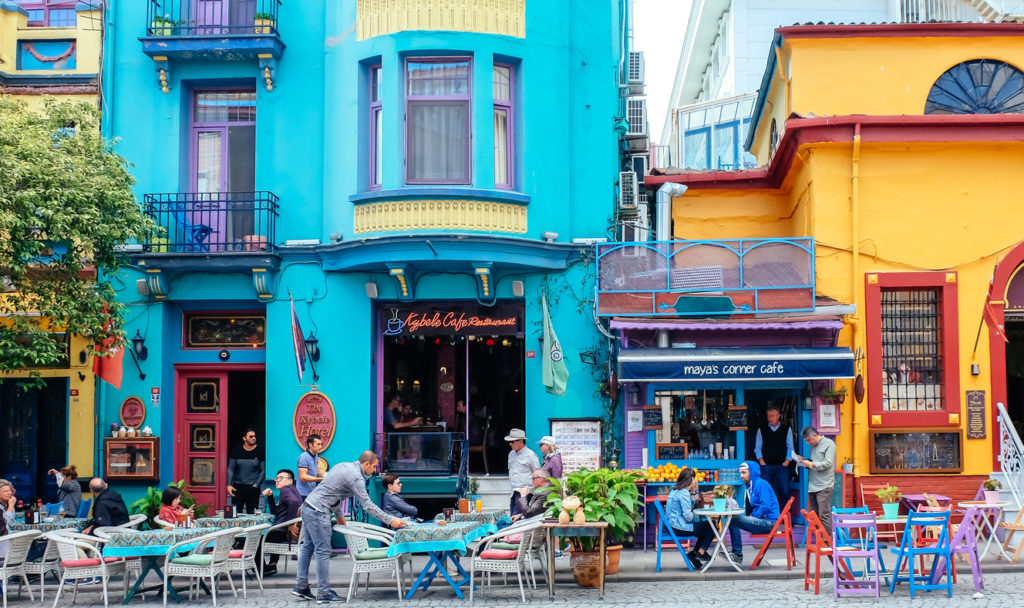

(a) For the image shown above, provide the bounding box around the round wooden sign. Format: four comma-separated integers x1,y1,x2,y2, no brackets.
292,391,336,451
119,396,146,428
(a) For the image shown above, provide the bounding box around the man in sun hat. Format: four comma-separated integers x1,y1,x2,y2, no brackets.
505,428,540,516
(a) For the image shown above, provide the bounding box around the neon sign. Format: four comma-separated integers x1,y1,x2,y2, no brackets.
381,305,522,336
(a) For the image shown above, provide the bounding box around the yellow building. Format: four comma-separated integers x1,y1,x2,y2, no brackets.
647,22,1024,509
1,1,102,502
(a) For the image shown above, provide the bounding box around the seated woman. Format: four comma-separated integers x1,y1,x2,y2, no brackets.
380,473,418,520
664,467,716,568
158,486,194,529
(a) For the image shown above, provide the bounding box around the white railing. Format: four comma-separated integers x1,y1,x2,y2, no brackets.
894,0,987,21
997,401,1024,509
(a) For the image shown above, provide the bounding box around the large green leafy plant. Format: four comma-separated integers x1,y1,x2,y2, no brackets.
544,468,642,551
129,480,209,529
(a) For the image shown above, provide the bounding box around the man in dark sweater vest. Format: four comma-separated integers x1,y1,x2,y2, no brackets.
754,405,794,513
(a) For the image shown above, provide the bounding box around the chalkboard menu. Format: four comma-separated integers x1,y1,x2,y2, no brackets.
727,405,747,431
656,443,689,461
550,418,602,474
643,407,664,429
869,428,963,474
966,390,986,439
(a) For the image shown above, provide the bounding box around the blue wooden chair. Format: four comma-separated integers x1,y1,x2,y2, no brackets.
44,503,63,516
76,498,92,519
651,499,696,572
889,510,953,598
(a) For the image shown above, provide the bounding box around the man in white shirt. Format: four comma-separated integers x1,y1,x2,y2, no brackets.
504,428,539,517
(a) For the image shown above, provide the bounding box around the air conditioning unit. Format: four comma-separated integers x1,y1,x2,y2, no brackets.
621,202,650,249
626,98,647,138
618,171,638,208
627,51,645,95
630,154,649,181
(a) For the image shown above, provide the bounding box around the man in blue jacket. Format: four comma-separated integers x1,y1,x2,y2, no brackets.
728,461,780,563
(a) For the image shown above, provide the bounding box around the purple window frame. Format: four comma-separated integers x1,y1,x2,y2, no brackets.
404,56,473,186
369,64,383,190
493,63,514,190
189,88,257,194
17,1,76,27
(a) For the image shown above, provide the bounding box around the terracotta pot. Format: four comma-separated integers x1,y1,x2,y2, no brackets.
605,545,623,575
570,551,602,587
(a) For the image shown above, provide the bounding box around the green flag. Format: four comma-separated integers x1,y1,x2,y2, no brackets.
542,293,569,396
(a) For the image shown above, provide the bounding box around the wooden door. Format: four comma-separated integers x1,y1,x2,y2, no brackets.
176,371,228,510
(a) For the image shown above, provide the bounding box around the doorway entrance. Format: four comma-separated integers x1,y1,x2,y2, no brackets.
379,302,525,475
1005,320,1024,439
175,367,265,510
0,378,68,503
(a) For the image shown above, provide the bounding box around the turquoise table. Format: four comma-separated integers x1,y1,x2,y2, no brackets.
387,520,495,599
10,516,90,533
103,527,217,604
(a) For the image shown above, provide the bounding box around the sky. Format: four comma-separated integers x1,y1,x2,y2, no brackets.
633,0,693,144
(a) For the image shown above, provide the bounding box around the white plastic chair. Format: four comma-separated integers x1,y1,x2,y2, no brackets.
468,521,541,603
259,516,301,579
23,533,60,601
161,528,239,607
333,523,408,602
0,529,41,608
47,531,126,608
226,523,269,597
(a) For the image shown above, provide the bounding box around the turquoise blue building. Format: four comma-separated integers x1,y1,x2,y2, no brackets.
99,0,633,508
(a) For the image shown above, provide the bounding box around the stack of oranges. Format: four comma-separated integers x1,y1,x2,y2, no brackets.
641,462,683,482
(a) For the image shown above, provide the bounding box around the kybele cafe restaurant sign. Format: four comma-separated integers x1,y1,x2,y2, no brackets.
381,303,523,337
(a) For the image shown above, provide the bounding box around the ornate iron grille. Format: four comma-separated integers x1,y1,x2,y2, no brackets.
880,288,944,412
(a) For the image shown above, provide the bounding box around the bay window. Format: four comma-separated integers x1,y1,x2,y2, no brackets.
405,58,471,184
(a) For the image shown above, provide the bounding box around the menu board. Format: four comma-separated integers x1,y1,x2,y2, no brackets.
966,390,986,439
550,418,602,474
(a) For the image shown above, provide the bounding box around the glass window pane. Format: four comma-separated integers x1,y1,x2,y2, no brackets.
494,108,508,185
371,67,381,102
691,109,706,128
407,60,470,96
196,131,223,193
373,108,383,185
407,102,469,182
26,9,44,24
49,9,75,27
195,91,257,123
880,289,944,412
493,65,511,101
684,130,709,170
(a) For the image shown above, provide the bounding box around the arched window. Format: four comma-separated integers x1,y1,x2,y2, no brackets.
925,59,1024,115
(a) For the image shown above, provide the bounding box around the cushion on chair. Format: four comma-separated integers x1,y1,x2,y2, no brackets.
479,549,518,559
354,548,390,561
490,542,520,550
228,550,244,558
60,557,122,568
170,554,213,566
502,533,523,543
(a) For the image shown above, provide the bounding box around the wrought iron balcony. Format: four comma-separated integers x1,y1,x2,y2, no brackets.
142,192,279,254
140,0,284,65
596,238,815,317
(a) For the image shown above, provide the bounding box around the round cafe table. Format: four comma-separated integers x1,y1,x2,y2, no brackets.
695,507,745,572
957,501,1011,560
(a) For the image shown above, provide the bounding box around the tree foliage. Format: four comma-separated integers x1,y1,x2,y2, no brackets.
0,97,153,379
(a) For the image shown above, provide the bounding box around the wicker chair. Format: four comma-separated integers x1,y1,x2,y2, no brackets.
226,523,270,598
47,531,126,608
468,520,541,603
333,523,407,602
125,514,148,529
161,528,240,607
0,529,41,608
24,533,60,602
259,516,302,579
93,527,143,598
152,516,177,530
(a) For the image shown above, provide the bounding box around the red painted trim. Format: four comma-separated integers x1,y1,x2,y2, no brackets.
777,22,1024,40
987,242,1024,469
646,114,1024,191
864,272,961,429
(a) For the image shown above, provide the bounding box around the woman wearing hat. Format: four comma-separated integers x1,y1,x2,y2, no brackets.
538,436,563,479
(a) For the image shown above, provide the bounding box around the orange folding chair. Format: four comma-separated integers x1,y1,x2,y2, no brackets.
802,509,854,594
750,497,797,570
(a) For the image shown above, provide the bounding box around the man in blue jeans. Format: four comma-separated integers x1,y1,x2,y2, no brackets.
293,450,407,604
728,460,780,563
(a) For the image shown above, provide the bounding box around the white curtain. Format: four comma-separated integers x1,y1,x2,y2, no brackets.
408,103,469,182
493,108,508,185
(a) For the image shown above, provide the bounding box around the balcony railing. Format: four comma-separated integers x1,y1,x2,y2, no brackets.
596,238,815,317
146,0,282,37
142,192,279,254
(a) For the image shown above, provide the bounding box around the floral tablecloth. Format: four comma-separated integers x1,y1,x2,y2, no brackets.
195,514,273,529
102,527,218,557
10,517,90,533
451,510,509,526
387,520,494,557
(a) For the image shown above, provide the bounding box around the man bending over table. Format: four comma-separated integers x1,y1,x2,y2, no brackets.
292,450,408,604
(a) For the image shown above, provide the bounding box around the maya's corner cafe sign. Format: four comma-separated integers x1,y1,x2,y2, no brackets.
618,347,855,382
381,304,523,337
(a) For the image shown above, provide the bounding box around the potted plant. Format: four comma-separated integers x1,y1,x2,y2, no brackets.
983,478,1002,503
545,467,642,582
150,14,175,36
254,11,277,34
820,385,848,405
466,476,481,508
875,484,902,520
712,484,734,511
129,480,209,529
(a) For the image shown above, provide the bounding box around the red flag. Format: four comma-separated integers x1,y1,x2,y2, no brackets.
291,296,306,382
984,277,1009,344
92,305,124,390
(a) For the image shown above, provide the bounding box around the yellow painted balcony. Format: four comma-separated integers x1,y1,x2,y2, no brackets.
357,0,525,40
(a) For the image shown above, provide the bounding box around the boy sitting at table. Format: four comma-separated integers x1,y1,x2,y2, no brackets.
381,473,419,520
158,486,194,529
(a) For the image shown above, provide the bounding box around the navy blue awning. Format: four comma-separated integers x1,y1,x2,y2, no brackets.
618,347,854,383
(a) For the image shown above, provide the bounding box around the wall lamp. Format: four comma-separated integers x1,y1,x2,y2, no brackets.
579,350,598,365
304,331,320,381
131,330,148,361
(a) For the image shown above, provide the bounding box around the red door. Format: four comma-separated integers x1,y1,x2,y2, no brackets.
175,371,229,510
